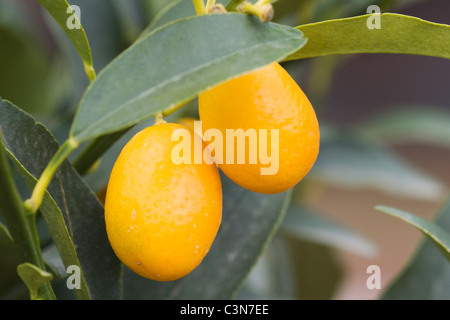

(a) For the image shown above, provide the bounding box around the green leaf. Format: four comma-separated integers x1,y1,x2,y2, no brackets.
281,203,378,258
17,263,53,300
310,127,446,200
139,0,195,38
281,236,343,300
0,97,121,299
237,237,298,299
285,13,450,61
376,205,450,261
37,0,95,81
123,172,293,299
381,198,450,299
0,130,55,300
362,107,450,148
70,13,306,143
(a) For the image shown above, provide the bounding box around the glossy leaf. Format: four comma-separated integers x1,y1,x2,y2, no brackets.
285,13,450,61
376,205,450,261
381,198,450,299
37,0,95,81
123,172,293,299
282,236,343,300
70,13,306,142
0,98,121,299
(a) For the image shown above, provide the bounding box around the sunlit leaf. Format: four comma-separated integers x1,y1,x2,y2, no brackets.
286,13,450,60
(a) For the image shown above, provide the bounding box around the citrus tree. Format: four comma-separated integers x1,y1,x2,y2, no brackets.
0,0,449,300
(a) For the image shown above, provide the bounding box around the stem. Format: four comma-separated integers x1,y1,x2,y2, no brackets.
25,137,79,214
73,99,194,176
237,1,274,22
154,112,167,125
83,61,96,83
205,0,216,12
192,0,207,15
0,132,56,300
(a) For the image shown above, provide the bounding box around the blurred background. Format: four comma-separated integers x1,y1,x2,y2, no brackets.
0,0,449,299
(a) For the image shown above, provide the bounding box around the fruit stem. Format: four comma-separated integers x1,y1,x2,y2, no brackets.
155,112,167,125
192,0,207,15
205,0,216,11
24,137,79,214
83,61,96,83
237,0,274,22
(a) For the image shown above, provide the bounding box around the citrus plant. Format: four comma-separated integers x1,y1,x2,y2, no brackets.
0,0,449,300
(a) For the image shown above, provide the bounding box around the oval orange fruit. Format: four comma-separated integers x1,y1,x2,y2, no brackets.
104,122,222,281
198,62,320,194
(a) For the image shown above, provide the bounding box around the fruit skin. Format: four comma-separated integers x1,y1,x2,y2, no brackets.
198,62,320,194
104,122,222,281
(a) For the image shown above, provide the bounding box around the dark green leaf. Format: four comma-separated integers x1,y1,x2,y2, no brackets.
70,13,306,142
381,198,450,299
285,13,450,61
0,130,55,300
237,237,298,299
281,236,342,300
124,172,293,299
376,205,450,261
0,98,121,299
